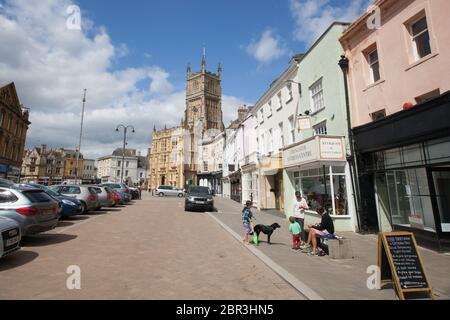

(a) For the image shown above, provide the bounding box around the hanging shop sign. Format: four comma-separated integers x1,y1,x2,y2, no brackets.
298,116,312,131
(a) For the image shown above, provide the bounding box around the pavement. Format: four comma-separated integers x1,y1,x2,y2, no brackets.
0,193,305,300
210,197,450,300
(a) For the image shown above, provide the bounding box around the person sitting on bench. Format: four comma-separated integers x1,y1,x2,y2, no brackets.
301,207,335,256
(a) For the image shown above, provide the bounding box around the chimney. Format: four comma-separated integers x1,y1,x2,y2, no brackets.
238,105,248,122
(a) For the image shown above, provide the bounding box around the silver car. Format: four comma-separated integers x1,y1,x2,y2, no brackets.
0,187,59,236
0,216,21,258
50,185,100,214
91,186,115,208
156,185,185,198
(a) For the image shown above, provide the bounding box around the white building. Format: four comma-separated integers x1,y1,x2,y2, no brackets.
97,149,148,185
82,159,96,183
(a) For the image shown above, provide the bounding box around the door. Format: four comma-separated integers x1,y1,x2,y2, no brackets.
431,169,450,232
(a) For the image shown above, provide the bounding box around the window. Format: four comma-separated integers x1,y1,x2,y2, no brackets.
415,89,440,104
310,79,324,112
267,100,273,117
314,122,327,136
118,161,121,167
0,190,18,203
0,112,3,126
268,129,273,153
289,116,295,144
259,109,264,124
126,161,129,168
411,16,431,60
277,92,283,110
368,49,381,83
279,122,284,149
287,83,293,102
7,114,13,130
371,109,386,121
117,170,121,177
125,170,129,177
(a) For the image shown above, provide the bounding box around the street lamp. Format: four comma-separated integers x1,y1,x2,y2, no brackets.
116,125,135,184
75,89,87,183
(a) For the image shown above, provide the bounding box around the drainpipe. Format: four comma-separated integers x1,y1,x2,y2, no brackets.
339,55,363,232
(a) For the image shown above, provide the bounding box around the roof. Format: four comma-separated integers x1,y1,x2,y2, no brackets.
112,148,136,157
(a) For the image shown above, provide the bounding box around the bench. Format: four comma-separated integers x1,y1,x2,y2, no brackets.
305,230,354,259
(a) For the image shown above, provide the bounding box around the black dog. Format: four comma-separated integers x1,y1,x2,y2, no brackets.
253,223,281,244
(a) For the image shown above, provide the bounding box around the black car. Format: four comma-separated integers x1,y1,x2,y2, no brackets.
184,186,214,212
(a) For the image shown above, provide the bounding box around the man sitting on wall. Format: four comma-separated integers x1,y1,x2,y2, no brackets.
301,207,335,256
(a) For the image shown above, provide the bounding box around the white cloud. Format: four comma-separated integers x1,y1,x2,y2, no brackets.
0,0,245,160
246,29,289,64
289,0,370,45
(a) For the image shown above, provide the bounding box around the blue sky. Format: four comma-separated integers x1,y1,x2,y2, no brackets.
0,0,370,158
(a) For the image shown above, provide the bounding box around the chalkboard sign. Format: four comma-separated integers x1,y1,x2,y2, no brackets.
378,232,433,300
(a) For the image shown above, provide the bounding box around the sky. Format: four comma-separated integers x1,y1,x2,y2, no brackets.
0,0,371,160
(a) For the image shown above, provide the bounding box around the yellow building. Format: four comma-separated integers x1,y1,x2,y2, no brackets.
63,150,84,180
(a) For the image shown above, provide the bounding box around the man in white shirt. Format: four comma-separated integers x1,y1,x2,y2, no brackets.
293,191,309,244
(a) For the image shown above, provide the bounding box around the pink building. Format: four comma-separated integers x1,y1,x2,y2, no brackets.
340,0,450,251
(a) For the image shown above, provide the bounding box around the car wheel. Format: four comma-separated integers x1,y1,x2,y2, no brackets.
159,193,165,197
80,202,88,214
178,193,184,198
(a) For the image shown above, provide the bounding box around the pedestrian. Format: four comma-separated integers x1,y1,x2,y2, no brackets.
242,200,255,245
293,191,309,245
289,216,302,250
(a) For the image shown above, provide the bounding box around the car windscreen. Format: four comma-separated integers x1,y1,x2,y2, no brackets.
42,187,60,197
60,186,81,194
105,184,122,189
88,187,100,194
188,187,210,195
23,190,55,203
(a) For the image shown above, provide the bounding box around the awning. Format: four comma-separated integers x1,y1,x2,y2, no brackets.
262,169,279,176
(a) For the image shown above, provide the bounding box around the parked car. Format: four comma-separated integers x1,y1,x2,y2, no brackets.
101,184,131,203
128,187,141,200
17,183,82,219
156,185,185,198
49,185,100,214
91,186,115,209
109,188,123,206
0,186,60,236
0,216,21,258
184,186,214,212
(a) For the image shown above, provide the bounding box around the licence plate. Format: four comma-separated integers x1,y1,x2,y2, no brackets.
195,201,205,204
6,236,20,247
41,209,55,217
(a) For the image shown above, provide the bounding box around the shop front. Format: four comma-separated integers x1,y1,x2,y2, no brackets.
229,170,242,204
242,163,259,206
283,136,357,232
258,155,284,211
354,92,450,251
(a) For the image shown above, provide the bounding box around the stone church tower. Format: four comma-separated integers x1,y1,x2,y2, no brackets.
183,54,224,133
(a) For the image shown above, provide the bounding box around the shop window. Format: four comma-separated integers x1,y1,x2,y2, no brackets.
432,171,450,232
384,148,402,169
385,168,435,232
426,137,450,164
402,144,424,166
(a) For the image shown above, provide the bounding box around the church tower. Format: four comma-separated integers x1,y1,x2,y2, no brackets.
184,53,224,133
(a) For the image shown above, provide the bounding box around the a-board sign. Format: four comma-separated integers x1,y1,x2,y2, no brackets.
378,232,433,300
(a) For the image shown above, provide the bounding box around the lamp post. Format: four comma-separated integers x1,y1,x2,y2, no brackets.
75,89,87,184
338,55,363,232
116,125,135,184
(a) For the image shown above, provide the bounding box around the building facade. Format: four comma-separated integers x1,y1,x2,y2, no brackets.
282,22,358,232
97,149,145,186
149,55,224,190
341,0,450,250
82,159,97,183
0,82,30,182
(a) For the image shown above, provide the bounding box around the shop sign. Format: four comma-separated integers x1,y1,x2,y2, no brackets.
284,139,318,167
298,116,312,130
284,136,346,167
319,138,345,160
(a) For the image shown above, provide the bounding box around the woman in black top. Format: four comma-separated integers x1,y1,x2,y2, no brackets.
301,208,335,256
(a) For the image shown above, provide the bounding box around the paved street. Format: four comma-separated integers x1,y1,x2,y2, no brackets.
0,194,304,300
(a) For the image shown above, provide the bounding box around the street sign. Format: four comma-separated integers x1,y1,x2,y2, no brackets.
298,116,312,130
378,232,433,300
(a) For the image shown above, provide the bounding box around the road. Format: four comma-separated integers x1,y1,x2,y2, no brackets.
0,193,304,300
